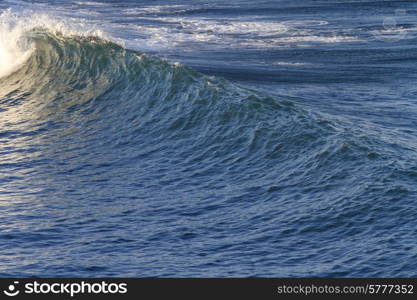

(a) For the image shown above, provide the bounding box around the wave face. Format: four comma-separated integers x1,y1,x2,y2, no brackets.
1,8,417,278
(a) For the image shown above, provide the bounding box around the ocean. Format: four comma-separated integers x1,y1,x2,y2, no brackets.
0,0,417,277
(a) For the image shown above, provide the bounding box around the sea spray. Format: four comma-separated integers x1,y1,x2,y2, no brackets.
0,9,33,78
0,9,111,78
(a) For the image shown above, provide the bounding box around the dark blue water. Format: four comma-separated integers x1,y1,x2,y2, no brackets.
1,0,417,277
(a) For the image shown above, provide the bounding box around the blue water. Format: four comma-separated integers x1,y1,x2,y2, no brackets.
1,0,417,277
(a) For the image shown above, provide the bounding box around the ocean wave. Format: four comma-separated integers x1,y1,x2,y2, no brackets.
1,7,417,277
0,13,346,172
0,12,405,171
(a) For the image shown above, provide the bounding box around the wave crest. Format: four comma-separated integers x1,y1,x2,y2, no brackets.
0,9,109,78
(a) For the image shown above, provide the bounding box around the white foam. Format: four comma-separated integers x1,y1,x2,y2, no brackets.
0,9,111,78
123,5,188,15
74,1,110,7
0,9,33,78
116,17,359,52
272,61,311,66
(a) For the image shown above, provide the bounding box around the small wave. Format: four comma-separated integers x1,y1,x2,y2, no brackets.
74,1,110,7
122,5,189,15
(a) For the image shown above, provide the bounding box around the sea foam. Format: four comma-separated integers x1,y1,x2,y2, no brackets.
0,9,108,79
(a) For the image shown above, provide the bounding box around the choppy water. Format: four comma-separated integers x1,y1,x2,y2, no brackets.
1,0,417,277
